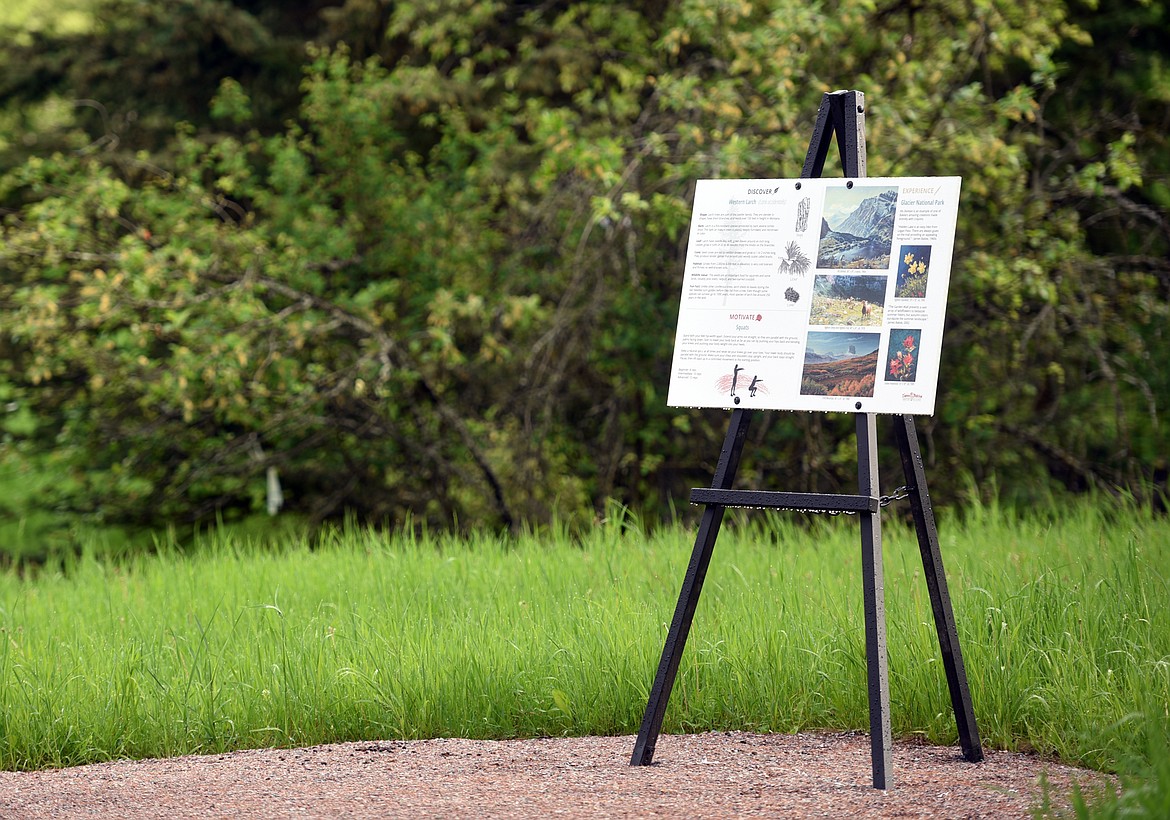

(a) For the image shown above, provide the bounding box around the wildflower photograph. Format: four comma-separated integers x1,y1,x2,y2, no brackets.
885,329,922,382
895,245,932,298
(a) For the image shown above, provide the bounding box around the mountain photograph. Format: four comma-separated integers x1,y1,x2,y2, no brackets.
817,186,898,270
799,331,880,397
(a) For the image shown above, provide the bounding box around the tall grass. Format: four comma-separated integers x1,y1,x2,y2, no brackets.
0,499,1165,799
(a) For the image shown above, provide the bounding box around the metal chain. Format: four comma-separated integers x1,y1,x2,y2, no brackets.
879,485,911,507
806,485,910,516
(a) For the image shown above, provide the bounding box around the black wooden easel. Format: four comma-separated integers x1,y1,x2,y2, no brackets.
629,90,983,791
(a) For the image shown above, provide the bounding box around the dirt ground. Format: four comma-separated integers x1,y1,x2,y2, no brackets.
0,731,1109,819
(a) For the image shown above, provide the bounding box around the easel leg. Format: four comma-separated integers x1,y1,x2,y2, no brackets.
631,409,753,765
857,413,892,789
895,415,984,762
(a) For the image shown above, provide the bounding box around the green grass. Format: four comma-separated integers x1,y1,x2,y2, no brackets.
0,499,1167,814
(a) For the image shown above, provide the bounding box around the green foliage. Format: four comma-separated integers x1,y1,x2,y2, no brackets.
0,0,93,40
0,0,1166,533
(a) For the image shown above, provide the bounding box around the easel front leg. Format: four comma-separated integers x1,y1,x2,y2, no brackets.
895,415,983,762
630,409,753,766
629,501,728,765
857,412,893,789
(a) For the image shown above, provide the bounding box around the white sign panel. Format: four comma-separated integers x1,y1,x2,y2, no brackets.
667,176,961,415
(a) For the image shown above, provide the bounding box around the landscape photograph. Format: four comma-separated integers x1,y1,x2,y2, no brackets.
799,330,880,397
817,185,898,270
808,273,888,326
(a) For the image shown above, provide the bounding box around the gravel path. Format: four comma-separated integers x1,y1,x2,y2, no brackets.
0,731,1106,818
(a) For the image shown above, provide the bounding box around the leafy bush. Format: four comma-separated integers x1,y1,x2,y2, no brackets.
1,0,1166,533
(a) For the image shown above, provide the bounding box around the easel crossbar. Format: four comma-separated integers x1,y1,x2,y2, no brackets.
689,488,878,513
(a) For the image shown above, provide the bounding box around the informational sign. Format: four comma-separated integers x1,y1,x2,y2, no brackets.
667,177,961,415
